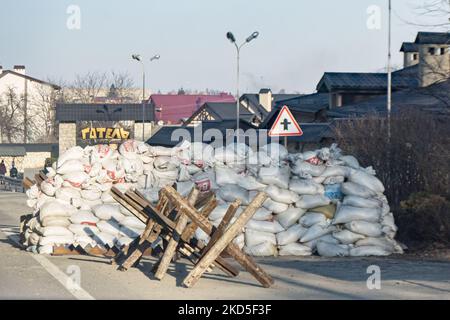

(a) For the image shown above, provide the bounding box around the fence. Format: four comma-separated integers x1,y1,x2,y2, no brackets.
0,175,24,193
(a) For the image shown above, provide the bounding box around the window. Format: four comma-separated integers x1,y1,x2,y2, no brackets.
412,53,418,60
428,47,436,55
439,47,446,55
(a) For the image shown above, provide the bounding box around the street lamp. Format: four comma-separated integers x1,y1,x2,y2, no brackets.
226,31,259,142
132,53,160,140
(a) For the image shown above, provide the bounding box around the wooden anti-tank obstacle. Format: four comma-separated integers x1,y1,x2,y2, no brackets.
111,185,274,288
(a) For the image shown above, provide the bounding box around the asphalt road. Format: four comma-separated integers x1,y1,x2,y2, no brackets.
1,192,450,300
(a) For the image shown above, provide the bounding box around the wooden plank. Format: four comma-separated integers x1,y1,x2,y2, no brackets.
153,188,199,280
183,192,272,288
200,199,241,258
22,177,35,190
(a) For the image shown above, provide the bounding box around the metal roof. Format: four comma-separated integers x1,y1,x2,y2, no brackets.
0,145,26,157
316,71,418,92
327,79,450,118
415,32,450,45
400,42,419,52
185,102,254,124
56,103,154,122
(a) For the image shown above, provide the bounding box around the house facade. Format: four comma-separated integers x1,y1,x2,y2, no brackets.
0,65,60,143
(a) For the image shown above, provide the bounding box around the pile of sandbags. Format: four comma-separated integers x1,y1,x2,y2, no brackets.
22,139,403,257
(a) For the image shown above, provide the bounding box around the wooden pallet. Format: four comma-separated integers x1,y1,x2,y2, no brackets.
111,185,274,288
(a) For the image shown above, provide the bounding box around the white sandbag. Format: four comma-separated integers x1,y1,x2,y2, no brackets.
57,146,84,167
345,221,383,237
262,198,289,214
278,243,312,256
40,216,71,228
55,187,81,202
92,204,121,220
333,205,381,224
275,207,306,229
295,194,330,209
292,160,326,177
63,171,90,188
341,182,377,198
91,144,114,163
217,184,250,205
190,142,215,167
97,220,121,236
208,204,230,221
237,175,267,191
342,195,381,208
245,219,285,233
300,223,335,242
116,236,133,248
348,169,385,193
316,241,350,257
101,191,116,203
259,143,288,163
320,166,351,178
92,232,116,247
355,237,396,252
110,209,126,223
264,185,300,204
39,235,74,246
332,229,365,244
245,229,277,247
276,224,307,245
192,170,217,192
323,176,345,185
258,166,290,189
233,233,245,250
244,242,277,257
57,159,85,175
121,216,145,229
118,139,140,159
69,224,99,237
299,212,327,227
140,188,160,204
35,226,73,237
288,178,324,195
339,155,360,169
194,227,210,244
215,166,241,186
252,207,273,221
80,189,102,201
73,235,97,248
40,200,76,219
26,185,39,199
303,234,340,251
147,145,174,157
73,198,103,210
40,181,56,196
349,246,391,256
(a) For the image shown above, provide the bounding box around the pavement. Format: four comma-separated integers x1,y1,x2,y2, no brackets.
1,191,450,300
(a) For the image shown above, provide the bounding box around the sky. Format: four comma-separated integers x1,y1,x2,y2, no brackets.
0,0,447,94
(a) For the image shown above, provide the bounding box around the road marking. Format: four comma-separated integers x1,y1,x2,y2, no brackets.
0,227,95,300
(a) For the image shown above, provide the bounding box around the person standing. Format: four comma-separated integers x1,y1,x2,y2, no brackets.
0,160,6,184
10,162,18,178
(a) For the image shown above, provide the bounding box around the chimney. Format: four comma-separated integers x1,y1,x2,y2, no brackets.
0,65,3,75
258,88,272,112
13,65,25,75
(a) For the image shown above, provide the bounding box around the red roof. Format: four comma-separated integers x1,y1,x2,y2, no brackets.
150,93,235,124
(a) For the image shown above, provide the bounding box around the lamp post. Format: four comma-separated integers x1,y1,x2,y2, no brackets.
132,53,160,140
226,31,259,142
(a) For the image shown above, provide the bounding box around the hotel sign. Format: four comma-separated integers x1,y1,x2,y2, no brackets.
80,127,130,140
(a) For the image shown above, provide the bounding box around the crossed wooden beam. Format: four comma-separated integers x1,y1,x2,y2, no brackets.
110,185,274,288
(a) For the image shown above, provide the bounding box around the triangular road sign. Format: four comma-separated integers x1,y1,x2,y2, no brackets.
268,105,303,137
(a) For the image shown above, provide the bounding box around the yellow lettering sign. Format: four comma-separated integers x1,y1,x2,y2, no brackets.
80,127,130,140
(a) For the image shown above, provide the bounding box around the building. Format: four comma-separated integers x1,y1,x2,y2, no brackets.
0,143,58,178
184,102,256,126
55,103,155,154
240,89,302,123
0,65,60,143
149,93,235,125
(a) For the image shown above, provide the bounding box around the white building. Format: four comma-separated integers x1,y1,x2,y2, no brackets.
0,65,60,143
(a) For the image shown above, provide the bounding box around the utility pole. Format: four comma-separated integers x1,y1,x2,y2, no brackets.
387,0,392,139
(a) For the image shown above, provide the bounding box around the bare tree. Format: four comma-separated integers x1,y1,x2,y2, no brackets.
107,71,137,102
0,87,23,142
70,71,108,103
